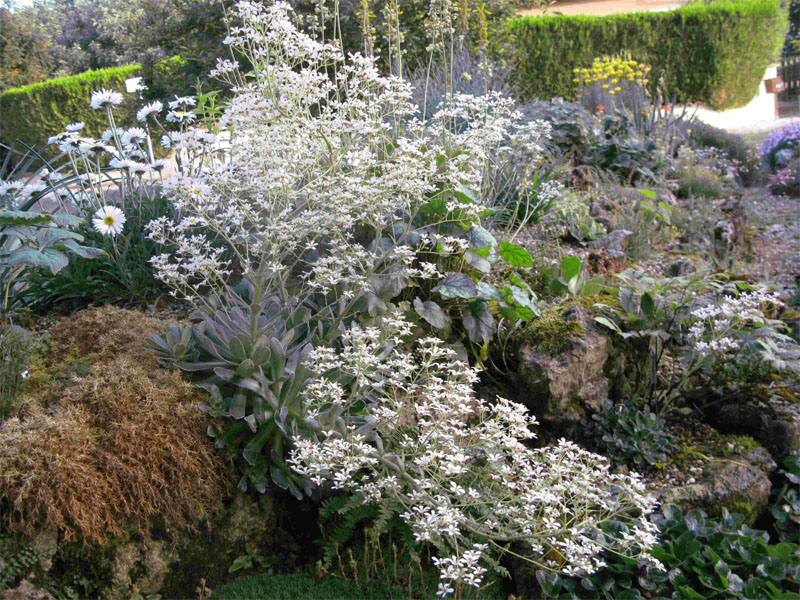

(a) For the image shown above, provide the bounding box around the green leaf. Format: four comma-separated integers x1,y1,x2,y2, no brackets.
434,273,479,299
466,225,496,250
413,297,450,329
463,301,493,345
638,189,656,199
463,249,491,273
641,292,655,318
7,247,69,274
560,256,582,282
594,316,621,333
674,530,702,561
498,242,533,267
58,239,105,259
228,555,252,573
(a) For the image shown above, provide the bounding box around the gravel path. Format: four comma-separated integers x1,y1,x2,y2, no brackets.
743,188,800,293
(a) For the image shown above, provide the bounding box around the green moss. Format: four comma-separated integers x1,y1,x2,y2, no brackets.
726,501,755,523
518,307,584,355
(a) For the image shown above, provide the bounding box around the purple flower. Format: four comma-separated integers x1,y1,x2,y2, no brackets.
760,121,800,165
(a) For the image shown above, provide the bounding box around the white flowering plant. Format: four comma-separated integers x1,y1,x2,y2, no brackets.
139,0,666,594
0,79,228,312
144,0,546,497
287,313,662,596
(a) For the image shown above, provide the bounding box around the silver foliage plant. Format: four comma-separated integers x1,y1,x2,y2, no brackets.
142,0,661,594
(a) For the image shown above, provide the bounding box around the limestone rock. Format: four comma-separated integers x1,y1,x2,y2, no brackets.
516,304,609,431
655,445,775,525
706,398,800,461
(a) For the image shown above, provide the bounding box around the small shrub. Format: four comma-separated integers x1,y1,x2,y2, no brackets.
587,399,675,467
519,99,595,157
677,167,729,199
768,158,800,197
688,121,761,186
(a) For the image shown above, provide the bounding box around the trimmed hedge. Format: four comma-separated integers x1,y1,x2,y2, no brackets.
509,0,787,110
0,65,140,151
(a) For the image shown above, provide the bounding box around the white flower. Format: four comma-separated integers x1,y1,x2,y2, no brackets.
20,370,30,379
149,159,168,172
137,100,164,122
65,122,85,132
168,96,197,110
92,205,126,236
90,89,124,110
166,110,197,124
0,180,24,196
121,127,148,146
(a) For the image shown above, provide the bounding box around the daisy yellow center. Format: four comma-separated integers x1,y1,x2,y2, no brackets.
104,215,115,225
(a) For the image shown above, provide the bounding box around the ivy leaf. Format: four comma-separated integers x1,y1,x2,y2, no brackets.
413,297,450,329
434,273,479,299
498,241,533,267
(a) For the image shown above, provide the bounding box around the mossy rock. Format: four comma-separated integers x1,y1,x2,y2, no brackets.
656,434,776,526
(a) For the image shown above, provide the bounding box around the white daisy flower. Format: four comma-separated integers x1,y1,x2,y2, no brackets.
109,158,134,171
21,183,47,198
0,180,24,196
92,205,126,236
168,96,197,110
65,122,85,132
166,110,197,124
136,100,163,122
79,140,115,156
90,89,124,110
149,159,168,172
101,129,114,142
47,132,71,146
195,132,217,145
130,162,150,177
121,127,148,146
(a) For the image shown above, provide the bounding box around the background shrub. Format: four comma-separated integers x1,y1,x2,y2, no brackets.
509,0,786,110
0,64,139,152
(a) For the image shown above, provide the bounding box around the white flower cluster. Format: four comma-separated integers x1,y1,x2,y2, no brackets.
148,0,549,310
688,288,783,357
289,315,662,596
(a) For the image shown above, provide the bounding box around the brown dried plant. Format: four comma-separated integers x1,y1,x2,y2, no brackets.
0,307,230,545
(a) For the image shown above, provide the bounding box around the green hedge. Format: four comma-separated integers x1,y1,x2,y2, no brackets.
509,0,787,110
0,65,140,152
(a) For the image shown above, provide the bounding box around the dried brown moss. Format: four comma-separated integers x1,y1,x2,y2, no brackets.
0,307,230,545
